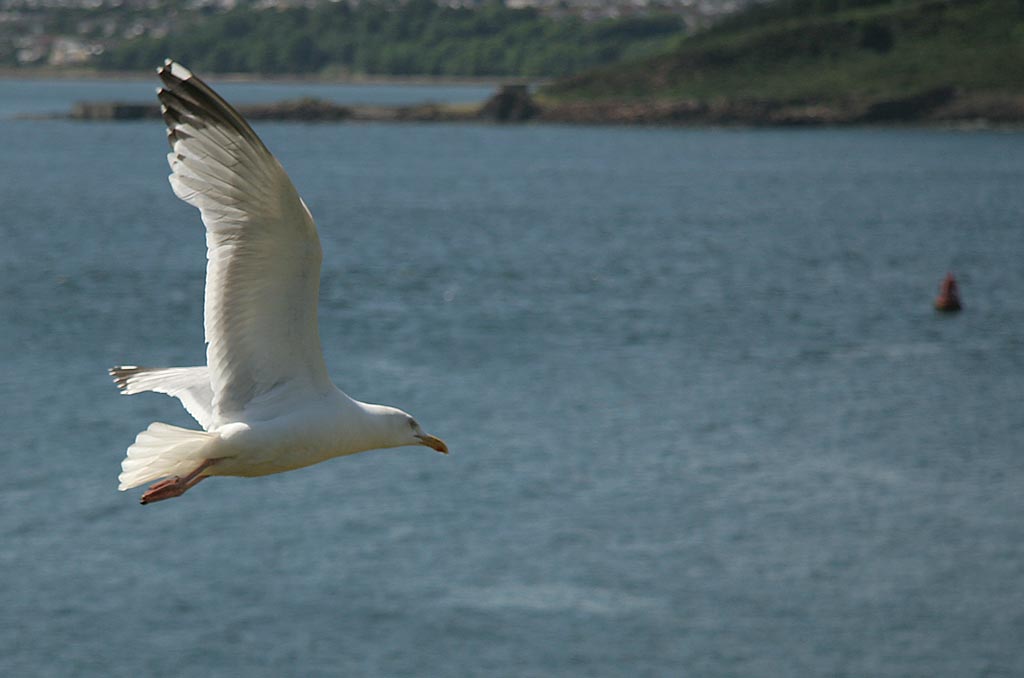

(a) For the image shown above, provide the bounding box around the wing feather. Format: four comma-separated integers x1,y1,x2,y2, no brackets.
158,60,331,423
109,366,215,430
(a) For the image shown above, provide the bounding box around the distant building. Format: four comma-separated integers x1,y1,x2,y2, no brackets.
48,36,102,65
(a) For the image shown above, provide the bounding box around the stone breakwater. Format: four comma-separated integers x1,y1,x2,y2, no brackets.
62,85,1024,126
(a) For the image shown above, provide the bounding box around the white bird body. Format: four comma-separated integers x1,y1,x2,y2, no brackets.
111,61,447,504
158,393,406,479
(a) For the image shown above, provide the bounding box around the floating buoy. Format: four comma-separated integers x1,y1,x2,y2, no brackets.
934,272,962,312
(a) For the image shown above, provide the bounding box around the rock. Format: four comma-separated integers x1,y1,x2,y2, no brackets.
479,85,539,122
71,102,160,119
238,97,352,121
859,86,956,123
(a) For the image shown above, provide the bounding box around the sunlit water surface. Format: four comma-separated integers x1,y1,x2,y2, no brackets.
2,78,1023,677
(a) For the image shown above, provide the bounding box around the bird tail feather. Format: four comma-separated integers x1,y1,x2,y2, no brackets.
118,422,216,491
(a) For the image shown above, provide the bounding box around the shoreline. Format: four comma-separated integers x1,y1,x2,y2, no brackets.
43,87,1024,129
0,66,517,88
535,88,1024,128
18,75,1024,128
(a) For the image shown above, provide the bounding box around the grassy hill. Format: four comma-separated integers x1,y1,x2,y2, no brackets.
543,0,1024,107
97,0,685,78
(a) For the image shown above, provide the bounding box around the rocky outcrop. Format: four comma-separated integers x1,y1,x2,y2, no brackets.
70,98,355,121
478,85,539,122
859,86,956,123
71,102,161,120
61,86,1024,126
537,88,1024,126
237,97,353,121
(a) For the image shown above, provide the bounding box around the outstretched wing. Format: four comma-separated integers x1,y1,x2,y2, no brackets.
157,60,331,424
109,365,215,430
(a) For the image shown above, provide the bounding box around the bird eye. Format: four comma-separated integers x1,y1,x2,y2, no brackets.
409,418,419,430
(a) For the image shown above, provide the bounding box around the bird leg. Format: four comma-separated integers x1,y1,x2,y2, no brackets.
140,459,217,505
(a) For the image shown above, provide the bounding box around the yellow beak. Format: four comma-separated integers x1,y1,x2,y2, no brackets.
417,434,449,455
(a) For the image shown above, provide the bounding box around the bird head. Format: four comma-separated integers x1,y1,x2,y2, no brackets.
356,403,448,454
408,415,449,454
380,406,448,454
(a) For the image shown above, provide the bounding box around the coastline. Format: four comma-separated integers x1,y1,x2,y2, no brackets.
0,65,514,87
535,89,1024,128
42,85,1024,128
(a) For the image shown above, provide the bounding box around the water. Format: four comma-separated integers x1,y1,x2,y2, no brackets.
0,76,494,118
2,78,1023,677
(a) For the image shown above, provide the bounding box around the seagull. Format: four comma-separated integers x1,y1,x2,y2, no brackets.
110,60,448,505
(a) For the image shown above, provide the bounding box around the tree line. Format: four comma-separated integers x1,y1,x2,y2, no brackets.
99,0,686,77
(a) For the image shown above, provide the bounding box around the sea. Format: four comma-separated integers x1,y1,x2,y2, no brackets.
1,76,1023,678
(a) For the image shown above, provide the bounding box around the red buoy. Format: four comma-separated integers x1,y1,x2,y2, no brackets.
934,272,962,312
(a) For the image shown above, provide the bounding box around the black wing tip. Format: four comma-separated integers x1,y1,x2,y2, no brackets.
155,59,262,147
109,365,143,391
157,72,219,137
157,59,192,84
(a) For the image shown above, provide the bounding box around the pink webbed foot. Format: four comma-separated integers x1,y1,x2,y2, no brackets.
140,477,189,504
139,460,216,505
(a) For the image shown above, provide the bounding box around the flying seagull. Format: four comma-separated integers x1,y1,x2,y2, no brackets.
110,60,448,505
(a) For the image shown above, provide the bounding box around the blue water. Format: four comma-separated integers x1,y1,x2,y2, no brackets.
2,78,1023,677
0,76,494,117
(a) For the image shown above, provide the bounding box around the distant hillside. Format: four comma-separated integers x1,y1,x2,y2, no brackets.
1,0,750,73
544,0,1024,107
96,0,685,78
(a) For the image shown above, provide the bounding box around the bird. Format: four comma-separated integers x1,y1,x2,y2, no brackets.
110,60,448,505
